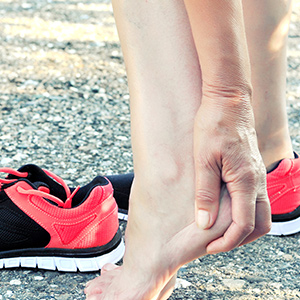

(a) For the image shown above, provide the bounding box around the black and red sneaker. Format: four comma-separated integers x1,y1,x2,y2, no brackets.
0,165,125,272
268,153,300,236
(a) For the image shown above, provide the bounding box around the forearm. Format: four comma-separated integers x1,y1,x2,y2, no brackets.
184,0,252,97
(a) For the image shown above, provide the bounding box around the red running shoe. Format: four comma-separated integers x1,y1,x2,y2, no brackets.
0,165,125,272
268,153,300,235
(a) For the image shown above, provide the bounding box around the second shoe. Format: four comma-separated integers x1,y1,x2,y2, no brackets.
0,165,125,272
267,153,300,236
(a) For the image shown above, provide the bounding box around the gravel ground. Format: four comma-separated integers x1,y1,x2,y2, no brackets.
0,0,300,299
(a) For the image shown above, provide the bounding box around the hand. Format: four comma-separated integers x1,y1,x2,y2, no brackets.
194,91,271,254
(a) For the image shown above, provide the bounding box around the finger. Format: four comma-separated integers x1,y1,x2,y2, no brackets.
194,161,221,230
206,182,256,253
240,191,271,246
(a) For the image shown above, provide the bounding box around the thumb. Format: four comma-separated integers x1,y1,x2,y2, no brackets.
195,163,221,230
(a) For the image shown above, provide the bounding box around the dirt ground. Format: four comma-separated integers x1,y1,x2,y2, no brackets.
0,0,300,299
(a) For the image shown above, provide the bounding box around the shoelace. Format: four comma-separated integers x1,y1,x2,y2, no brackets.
0,167,80,209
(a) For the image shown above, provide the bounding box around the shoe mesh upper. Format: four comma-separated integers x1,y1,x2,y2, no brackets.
267,158,300,215
0,191,50,251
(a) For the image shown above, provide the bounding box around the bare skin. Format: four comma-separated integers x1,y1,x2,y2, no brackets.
85,0,272,299
88,266,177,300
184,0,269,253
85,185,232,300
243,0,294,169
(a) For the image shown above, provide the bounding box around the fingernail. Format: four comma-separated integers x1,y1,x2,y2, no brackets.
197,210,210,229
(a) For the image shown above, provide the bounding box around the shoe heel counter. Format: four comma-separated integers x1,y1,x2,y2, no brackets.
269,160,300,215
74,186,120,249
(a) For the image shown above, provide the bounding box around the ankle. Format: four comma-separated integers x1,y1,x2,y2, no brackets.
130,176,194,222
266,159,284,173
262,149,294,170
133,161,194,200
258,138,294,168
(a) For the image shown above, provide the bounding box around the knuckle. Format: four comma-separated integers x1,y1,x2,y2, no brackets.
262,224,272,236
238,222,255,236
235,166,263,190
241,168,257,184
195,189,216,205
195,154,221,174
260,219,272,235
195,156,213,170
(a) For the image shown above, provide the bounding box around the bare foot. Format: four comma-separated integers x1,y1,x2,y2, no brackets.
85,267,177,300
85,181,232,300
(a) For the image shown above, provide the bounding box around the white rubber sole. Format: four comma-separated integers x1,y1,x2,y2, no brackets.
0,239,125,272
118,212,128,221
269,217,300,236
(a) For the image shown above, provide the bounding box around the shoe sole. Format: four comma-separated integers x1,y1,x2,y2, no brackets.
269,206,300,236
0,229,125,272
269,218,300,236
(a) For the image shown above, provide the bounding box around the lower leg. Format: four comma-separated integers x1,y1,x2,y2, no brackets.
85,1,232,299
243,0,294,169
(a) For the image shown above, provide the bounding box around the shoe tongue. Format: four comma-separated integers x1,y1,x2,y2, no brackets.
14,164,68,201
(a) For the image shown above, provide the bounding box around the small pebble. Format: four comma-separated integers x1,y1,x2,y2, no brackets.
175,278,192,289
5,291,13,297
34,276,44,281
222,279,246,289
10,279,21,285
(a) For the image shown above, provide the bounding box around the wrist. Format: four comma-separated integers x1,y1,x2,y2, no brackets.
202,80,253,105
197,91,255,128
